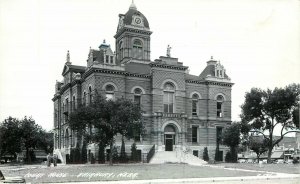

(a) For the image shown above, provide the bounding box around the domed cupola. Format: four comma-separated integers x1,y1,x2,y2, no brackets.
117,0,150,31
114,0,152,63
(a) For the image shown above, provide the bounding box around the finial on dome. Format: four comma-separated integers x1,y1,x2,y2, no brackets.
129,0,137,10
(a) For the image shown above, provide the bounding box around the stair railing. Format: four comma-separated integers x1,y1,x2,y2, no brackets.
147,144,155,163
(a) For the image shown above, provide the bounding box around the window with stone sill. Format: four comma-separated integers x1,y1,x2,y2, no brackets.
163,82,175,113
105,84,115,100
192,126,198,143
192,93,199,116
89,86,92,104
133,39,143,59
134,88,142,108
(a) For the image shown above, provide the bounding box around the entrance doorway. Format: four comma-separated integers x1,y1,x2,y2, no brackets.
165,134,175,151
164,125,176,151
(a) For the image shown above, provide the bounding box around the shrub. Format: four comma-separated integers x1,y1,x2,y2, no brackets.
131,143,138,162
112,146,119,163
119,138,128,163
203,147,209,161
81,143,87,163
91,153,95,164
293,158,299,164
225,150,237,163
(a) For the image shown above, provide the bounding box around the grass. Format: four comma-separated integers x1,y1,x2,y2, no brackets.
0,163,275,183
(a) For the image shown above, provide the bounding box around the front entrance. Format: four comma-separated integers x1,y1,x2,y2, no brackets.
165,134,175,151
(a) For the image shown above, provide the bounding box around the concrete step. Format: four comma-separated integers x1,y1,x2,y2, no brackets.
150,150,207,166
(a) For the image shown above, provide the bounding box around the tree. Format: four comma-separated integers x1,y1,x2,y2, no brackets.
248,136,268,161
241,84,300,163
19,116,47,164
222,123,240,163
68,94,143,165
0,117,22,162
203,147,209,162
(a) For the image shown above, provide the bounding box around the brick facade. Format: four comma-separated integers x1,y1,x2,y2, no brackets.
52,3,233,163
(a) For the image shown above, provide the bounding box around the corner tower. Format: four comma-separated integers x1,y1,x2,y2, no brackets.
114,1,152,64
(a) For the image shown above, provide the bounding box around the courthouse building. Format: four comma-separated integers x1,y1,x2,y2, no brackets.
52,2,233,162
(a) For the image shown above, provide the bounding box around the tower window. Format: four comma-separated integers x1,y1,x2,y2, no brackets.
133,39,143,59
163,82,175,113
216,95,224,117
105,84,115,100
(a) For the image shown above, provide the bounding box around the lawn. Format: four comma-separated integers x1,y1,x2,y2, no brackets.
218,163,300,174
1,163,270,183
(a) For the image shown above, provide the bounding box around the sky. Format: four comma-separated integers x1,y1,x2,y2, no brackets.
0,0,299,132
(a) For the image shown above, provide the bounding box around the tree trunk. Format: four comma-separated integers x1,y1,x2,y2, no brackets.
257,154,260,162
267,131,273,163
109,141,113,166
26,148,31,164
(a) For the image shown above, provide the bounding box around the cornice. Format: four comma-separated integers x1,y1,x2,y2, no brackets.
186,80,234,87
114,27,152,38
150,63,188,71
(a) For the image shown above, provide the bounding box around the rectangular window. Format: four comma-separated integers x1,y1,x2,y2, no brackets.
192,100,197,115
217,102,222,117
65,98,69,112
110,56,114,64
106,55,109,63
164,92,174,113
134,95,141,107
192,126,198,143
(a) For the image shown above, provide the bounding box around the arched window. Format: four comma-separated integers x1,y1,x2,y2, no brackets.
163,82,175,113
134,88,142,107
88,86,92,104
192,94,199,116
133,39,143,59
216,95,224,117
105,84,115,100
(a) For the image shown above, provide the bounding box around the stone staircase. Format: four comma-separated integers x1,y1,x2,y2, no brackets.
149,148,207,166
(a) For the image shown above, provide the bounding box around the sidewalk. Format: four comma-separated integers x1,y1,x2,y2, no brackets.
51,174,300,184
